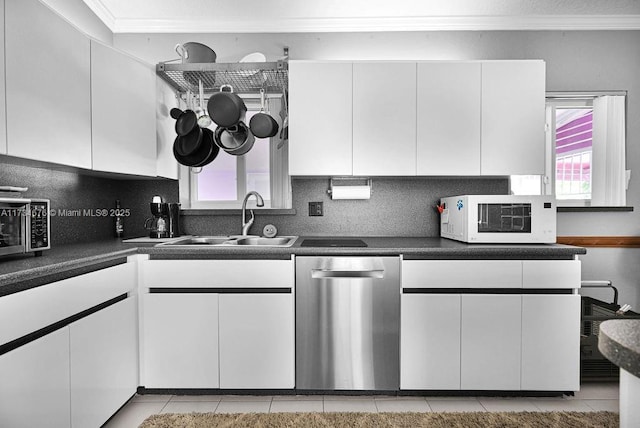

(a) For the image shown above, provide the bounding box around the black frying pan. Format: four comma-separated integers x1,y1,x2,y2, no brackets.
174,125,202,157
173,128,218,167
175,109,198,136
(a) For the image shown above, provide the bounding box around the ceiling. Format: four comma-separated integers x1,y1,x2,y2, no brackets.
81,0,640,33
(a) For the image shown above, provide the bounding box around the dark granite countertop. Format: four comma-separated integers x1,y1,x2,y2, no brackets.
598,319,640,378
0,236,586,296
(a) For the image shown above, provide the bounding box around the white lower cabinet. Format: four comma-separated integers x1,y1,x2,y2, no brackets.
0,328,71,428
461,295,522,390
400,294,461,389
142,294,219,388
521,294,580,390
219,294,295,389
70,297,138,428
400,259,580,392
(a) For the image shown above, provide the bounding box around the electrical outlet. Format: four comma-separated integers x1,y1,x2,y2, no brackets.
309,202,323,216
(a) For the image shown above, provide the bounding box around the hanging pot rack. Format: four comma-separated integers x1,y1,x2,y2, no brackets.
156,59,288,98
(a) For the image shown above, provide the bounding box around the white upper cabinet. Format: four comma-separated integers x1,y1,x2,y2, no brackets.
353,62,416,176
288,60,544,177
91,41,157,176
289,61,353,176
481,61,546,175
5,0,92,169
0,0,6,155
156,77,179,179
417,62,481,175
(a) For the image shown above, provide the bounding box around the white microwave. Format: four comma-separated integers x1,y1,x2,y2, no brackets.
439,195,556,244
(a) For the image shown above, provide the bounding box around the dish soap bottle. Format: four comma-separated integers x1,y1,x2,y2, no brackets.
115,200,124,238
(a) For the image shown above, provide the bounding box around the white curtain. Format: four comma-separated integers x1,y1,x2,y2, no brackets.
268,97,292,208
591,95,626,206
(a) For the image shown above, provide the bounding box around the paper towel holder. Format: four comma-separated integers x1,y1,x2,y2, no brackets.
327,177,372,200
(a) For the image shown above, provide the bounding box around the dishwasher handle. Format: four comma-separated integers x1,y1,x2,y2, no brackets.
311,269,384,279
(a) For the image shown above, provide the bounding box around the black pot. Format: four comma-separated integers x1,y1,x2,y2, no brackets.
214,121,255,156
249,112,279,138
207,85,247,128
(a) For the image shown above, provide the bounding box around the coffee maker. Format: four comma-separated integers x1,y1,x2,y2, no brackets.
144,196,180,238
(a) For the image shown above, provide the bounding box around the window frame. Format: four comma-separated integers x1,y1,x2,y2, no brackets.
511,91,628,208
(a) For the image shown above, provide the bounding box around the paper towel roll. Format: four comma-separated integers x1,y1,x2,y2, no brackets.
330,185,371,200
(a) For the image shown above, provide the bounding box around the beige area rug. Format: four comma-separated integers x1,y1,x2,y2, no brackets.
139,411,618,428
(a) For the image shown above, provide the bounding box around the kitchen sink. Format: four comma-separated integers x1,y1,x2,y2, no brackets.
160,236,236,245
234,237,297,246
158,235,298,247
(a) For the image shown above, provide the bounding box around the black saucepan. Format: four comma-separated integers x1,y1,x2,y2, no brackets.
207,85,247,128
249,112,279,138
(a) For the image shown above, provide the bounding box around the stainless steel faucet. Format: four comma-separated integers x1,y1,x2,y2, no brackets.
241,191,264,236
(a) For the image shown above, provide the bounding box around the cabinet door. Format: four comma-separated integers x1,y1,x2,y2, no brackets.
0,328,71,428
289,61,352,175
0,0,6,155
70,297,138,428
156,77,179,179
219,294,294,389
5,0,91,168
522,294,580,391
91,41,157,176
481,61,545,175
142,294,219,388
417,62,481,175
353,62,417,176
401,294,461,390
461,295,521,390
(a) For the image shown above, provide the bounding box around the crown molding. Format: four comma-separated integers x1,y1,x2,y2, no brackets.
111,14,640,34
81,0,117,31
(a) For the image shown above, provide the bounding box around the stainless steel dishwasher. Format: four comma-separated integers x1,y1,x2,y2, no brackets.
295,256,400,391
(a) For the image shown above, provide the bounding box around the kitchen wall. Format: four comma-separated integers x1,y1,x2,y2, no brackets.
183,177,508,237
114,30,640,308
114,30,640,237
0,159,178,244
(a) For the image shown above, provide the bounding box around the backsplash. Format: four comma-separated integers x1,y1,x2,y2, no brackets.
0,160,179,245
182,177,509,237
0,160,508,242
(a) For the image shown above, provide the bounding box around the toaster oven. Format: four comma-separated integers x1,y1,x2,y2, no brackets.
0,198,50,257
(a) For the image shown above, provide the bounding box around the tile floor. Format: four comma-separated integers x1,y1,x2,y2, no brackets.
103,382,620,428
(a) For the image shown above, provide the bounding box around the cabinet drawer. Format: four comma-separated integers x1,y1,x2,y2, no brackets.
140,259,294,288
0,262,135,345
522,260,580,289
402,260,522,289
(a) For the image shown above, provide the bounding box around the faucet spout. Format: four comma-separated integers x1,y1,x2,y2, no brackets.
241,191,264,236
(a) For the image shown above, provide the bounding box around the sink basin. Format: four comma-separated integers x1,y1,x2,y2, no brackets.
159,236,235,246
234,237,298,246
158,236,298,247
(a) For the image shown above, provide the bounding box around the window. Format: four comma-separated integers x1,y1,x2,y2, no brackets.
183,97,291,209
511,93,628,207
